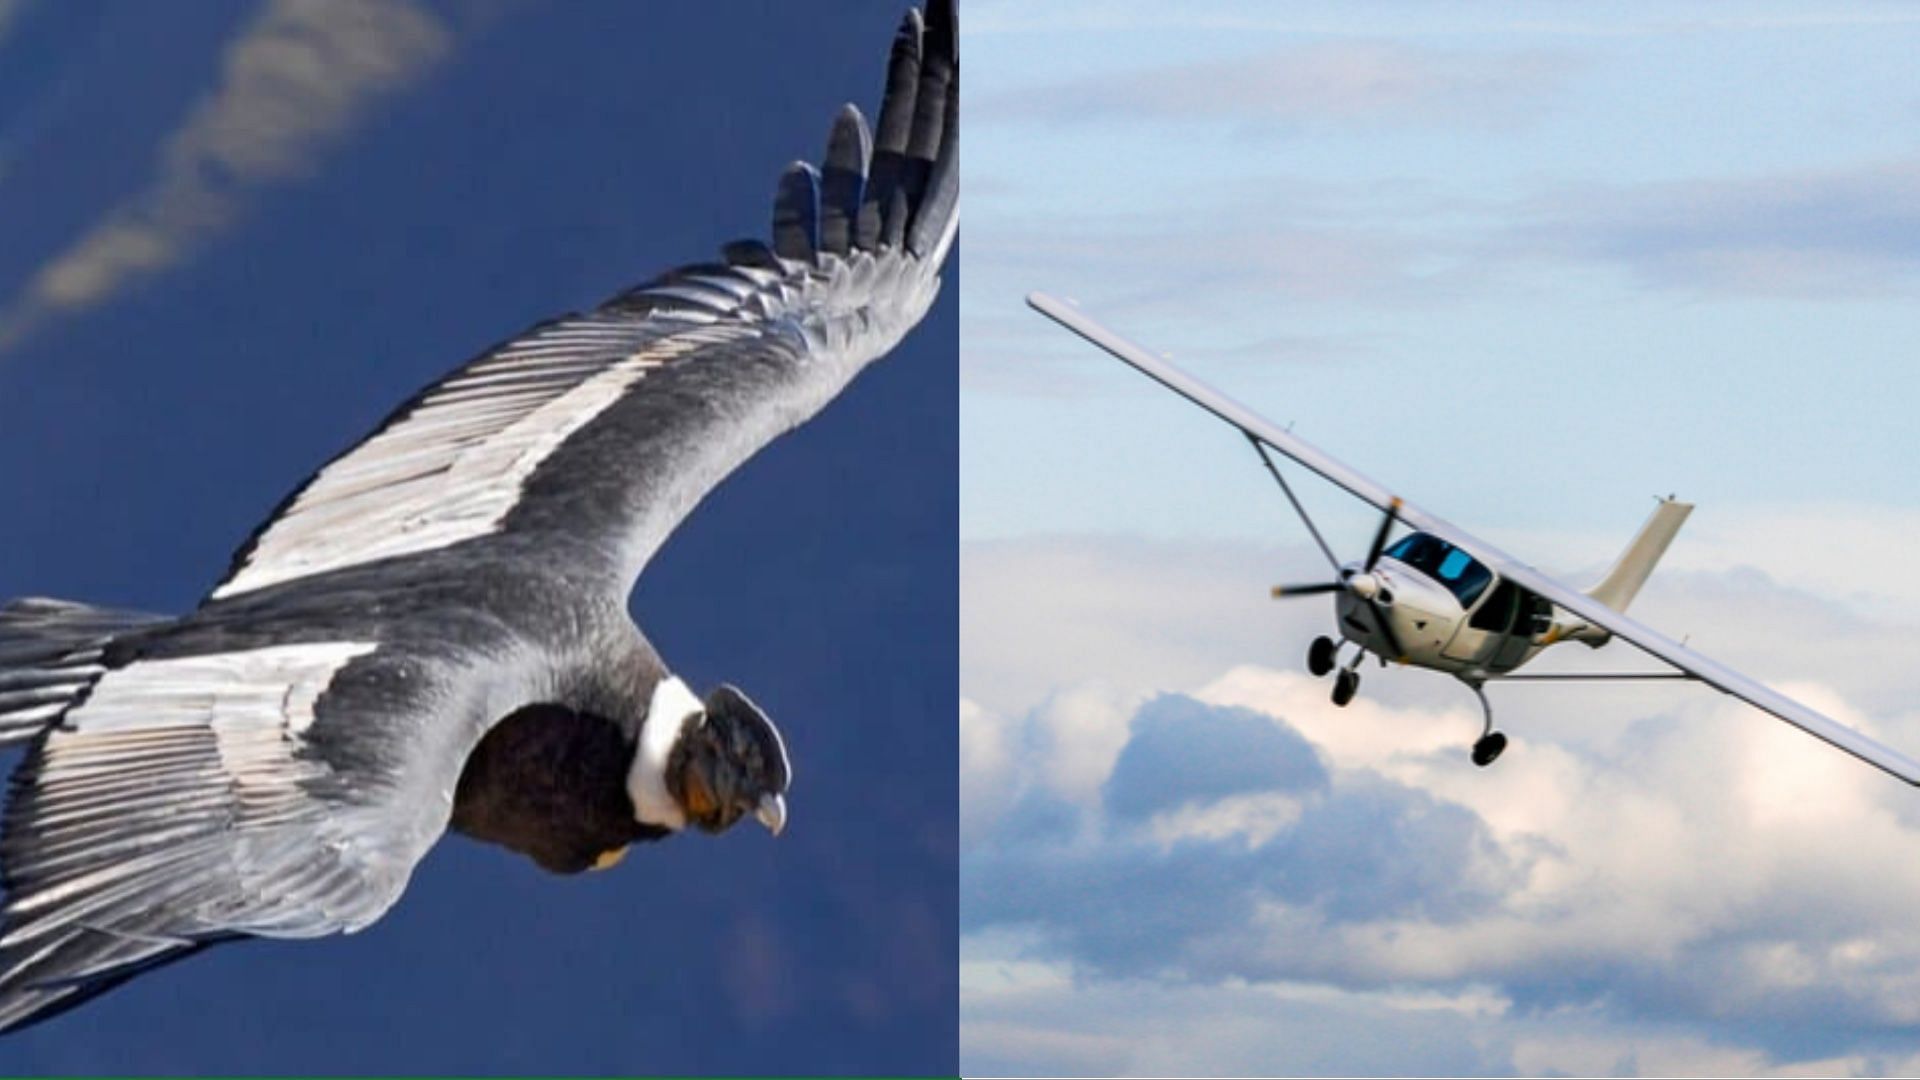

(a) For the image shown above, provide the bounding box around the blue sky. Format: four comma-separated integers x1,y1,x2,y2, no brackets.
962,2,1920,1074
0,1,955,1073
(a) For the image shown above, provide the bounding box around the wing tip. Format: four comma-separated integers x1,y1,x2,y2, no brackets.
733,1,958,269
896,5,926,57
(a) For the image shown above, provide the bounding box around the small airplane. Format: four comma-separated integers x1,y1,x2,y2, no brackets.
1028,291,1920,783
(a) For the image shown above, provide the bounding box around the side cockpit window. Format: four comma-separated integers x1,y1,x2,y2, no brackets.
1468,579,1551,637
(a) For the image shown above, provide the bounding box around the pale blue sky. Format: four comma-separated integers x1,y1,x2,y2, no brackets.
964,0,1920,546
962,3,1920,1075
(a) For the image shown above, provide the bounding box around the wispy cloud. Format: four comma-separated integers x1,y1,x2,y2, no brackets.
1504,159,1920,296
963,154,1920,393
0,0,454,352
983,41,1576,129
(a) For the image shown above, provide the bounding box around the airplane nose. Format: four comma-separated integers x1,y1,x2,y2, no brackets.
1349,572,1382,600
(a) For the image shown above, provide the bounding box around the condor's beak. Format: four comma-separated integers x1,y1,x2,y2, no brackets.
755,793,788,836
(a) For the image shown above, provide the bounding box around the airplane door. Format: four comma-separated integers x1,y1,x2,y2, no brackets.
1443,577,1514,662
1486,589,1552,672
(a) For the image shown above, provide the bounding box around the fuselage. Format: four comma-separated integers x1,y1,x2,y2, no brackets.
1334,532,1557,681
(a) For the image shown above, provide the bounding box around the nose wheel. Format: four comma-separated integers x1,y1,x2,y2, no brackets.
1307,635,1337,677
1308,636,1363,707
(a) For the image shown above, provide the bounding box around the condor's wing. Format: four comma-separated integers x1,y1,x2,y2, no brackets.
211,1,956,605
0,633,506,1033
1027,291,1920,786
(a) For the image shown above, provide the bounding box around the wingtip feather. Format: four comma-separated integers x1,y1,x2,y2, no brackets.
820,105,872,256
772,160,822,262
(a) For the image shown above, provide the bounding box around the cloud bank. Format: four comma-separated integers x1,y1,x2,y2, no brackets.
965,675,1920,1074
962,533,1920,1075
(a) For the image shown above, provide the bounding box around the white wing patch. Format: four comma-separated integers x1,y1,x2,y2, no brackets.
218,245,939,600
45,642,379,819
214,318,741,599
60,641,378,743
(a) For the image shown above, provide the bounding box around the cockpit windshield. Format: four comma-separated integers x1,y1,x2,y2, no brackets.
1382,532,1494,608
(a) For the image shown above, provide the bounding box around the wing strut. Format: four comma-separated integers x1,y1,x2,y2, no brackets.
1251,433,1410,664
1498,671,1698,681
1248,435,1341,575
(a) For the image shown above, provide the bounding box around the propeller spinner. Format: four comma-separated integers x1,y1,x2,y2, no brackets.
1271,498,1408,663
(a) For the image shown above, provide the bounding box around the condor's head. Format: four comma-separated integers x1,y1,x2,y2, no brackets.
630,678,790,837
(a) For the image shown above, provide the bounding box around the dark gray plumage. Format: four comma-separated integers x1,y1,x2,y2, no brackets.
0,0,955,1034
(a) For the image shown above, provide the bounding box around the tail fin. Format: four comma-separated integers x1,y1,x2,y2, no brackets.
1587,498,1693,613
0,599,165,747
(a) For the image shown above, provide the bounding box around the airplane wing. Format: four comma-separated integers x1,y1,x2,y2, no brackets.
1027,291,1920,786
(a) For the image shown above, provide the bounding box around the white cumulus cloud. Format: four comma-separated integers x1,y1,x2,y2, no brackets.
963,532,1920,1075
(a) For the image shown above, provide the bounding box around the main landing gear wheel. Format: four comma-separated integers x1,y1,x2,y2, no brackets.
1307,636,1337,677
1331,668,1359,707
1465,681,1505,766
1471,731,1507,767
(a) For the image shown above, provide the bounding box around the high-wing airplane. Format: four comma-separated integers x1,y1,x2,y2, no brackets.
1028,291,1920,783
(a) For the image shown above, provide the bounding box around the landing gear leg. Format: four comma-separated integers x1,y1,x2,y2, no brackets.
1307,636,1337,677
1467,682,1506,767
1331,651,1363,707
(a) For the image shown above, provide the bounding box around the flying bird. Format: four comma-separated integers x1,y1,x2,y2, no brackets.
0,0,955,1032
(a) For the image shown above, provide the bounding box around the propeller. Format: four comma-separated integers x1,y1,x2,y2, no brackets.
1270,498,1409,663
1363,497,1401,571
1269,581,1343,598
1360,499,1407,662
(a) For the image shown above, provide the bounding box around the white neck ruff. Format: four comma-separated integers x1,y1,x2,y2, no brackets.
629,676,703,830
